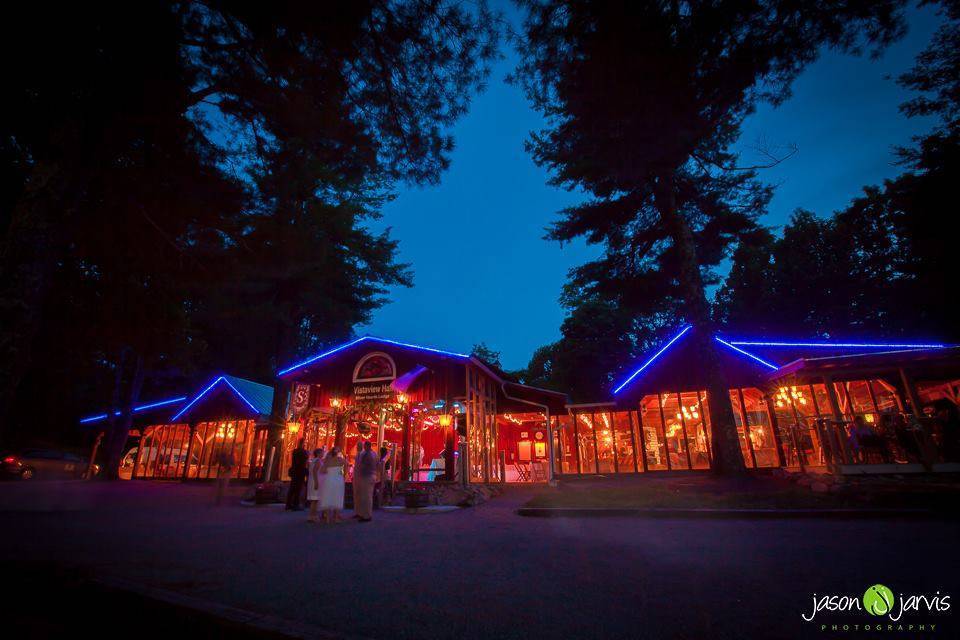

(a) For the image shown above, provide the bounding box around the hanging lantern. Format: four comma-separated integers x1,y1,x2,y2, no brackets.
330,397,342,408
286,421,300,435
438,414,453,427
396,393,408,405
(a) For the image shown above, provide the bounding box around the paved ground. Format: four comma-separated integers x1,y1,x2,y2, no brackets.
1,480,958,639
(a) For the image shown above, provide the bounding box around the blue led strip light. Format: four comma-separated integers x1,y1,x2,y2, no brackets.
170,376,260,423
170,377,226,422
220,377,260,415
79,396,187,424
726,340,948,349
277,335,470,377
612,325,693,395
714,337,779,370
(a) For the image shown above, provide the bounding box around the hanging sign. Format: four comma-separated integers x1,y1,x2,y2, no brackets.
291,383,311,415
352,352,397,401
353,382,395,401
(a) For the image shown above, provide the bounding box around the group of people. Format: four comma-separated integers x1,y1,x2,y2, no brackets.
285,439,392,524
846,401,960,464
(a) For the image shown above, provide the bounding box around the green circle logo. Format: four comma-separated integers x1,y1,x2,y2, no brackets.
863,584,895,616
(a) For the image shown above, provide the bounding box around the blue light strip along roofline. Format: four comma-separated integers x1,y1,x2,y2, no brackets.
220,376,261,415
170,376,262,423
612,325,693,395
277,335,470,377
79,396,187,424
171,377,226,422
726,340,948,349
714,337,779,370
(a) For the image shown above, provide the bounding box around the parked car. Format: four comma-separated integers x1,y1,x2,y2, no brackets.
1,449,98,480
119,446,194,479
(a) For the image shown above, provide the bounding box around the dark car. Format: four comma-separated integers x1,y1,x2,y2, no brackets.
1,449,98,480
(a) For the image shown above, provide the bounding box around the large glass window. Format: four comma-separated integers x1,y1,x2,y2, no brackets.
594,412,616,473
639,395,667,470
554,415,577,474
682,391,711,469
575,412,598,473
612,411,638,472
772,384,826,468
660,393,690,470
135,424,191,479
740,388,778,468
729,391,755,468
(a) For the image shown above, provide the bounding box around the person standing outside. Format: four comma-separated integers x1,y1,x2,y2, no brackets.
306,447,326,523
319,446,347,523
214,449,235,506
286,438,308,511
354,441,378,522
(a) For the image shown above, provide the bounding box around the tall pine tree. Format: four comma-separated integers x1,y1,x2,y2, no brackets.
512,0,905,473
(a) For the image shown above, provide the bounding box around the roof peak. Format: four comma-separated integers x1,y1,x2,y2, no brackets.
278,335,470,377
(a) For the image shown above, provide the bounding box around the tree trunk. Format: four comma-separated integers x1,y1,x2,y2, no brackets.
103,350,145,480
655,173,746,474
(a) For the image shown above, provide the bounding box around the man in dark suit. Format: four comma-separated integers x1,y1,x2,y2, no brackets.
285,439,308,511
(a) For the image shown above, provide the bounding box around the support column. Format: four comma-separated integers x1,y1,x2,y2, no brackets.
764,396,787,468
265,379,291,482
899,367,934,470
823,375,852,465
545,410,556,483
735,389,757,469
181,422,197,480
400,410,411,482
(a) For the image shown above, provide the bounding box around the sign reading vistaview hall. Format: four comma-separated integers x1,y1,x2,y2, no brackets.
351,352,397,401
353,382,394,401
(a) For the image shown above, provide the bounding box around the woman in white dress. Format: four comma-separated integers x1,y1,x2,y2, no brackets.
306,447,326,523
319,446,347,523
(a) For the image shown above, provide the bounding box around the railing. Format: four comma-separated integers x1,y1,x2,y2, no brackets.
790,414,940,469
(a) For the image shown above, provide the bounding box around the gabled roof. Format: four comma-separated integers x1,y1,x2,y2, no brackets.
171,375,274,422
278,335,470,377
611,328,951,397
772,345,960,381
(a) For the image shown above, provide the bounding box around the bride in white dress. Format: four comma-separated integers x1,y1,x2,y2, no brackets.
319,447,347,523
306,447,326,523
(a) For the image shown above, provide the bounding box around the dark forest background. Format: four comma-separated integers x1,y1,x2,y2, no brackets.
2,1,959,474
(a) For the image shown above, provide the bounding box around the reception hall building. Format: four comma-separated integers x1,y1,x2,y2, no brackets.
557,326,960,477
81,330,960,483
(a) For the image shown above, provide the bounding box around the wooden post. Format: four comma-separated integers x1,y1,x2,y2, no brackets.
132,428,147,479
400,409,411,482
765,396,787,468
677,392,694,470
898,368,924,420
87,430,104,480
737,388,758,469
697,392,712,468
899,367,935,470
181,422,197,480
823,375,852,465
443,418,456,481
545,410,556,483
633,409,648,472
657,394,672,471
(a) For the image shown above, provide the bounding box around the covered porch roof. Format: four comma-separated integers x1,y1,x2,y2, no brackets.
770,346,960,384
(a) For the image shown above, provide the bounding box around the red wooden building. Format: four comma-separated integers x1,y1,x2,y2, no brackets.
275,336,568,484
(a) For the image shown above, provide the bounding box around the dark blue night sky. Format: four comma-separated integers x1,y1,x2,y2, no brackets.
366,2,943,370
